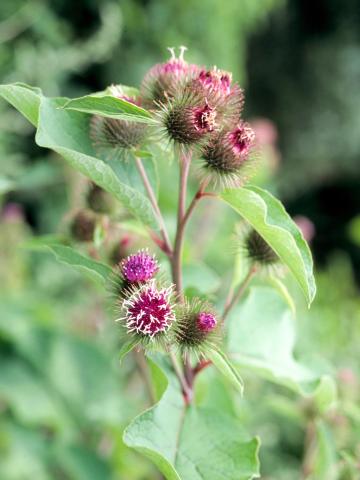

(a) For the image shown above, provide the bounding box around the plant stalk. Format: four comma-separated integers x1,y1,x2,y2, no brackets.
135,156,172,256
171,151,191,299
222,265,257,322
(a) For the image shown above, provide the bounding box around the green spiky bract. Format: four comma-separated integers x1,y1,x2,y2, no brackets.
173,298,221,357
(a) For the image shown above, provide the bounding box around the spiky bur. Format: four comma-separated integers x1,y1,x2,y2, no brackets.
173,299,220,356
86,182,115,214
200,121,256,187
121,249,158,283
158,88,217,147
189,67,244,126
70,209,96,242
141,46,200,107
245,229,279,267
117,280,176,345
90,85,149,161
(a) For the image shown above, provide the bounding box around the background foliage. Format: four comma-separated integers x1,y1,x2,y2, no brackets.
0,1,359,479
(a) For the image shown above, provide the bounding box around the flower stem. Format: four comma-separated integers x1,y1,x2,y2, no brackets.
135,156,172,256
222,265,257,322
181,178,210,230
171,151,191,299
169,351,193,404
133,349,155,405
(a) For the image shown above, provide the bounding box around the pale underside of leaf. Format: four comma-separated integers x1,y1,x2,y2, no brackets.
221,186,316,305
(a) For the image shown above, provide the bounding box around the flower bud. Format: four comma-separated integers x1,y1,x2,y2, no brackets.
90,86,149,161
173,299,220,355
245,229,279,266
190,67,244,126
141,46,200,107
86,182,115,214
200,121,256,186
163,99,217,145
70,210,96,242
121,249,158,284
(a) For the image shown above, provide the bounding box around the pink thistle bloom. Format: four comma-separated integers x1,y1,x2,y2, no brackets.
121,249,158,283
141,46,200,105
197,67,232,96
192,103,217,133
227,123,256,157
122,282,175,338
197,312,217,332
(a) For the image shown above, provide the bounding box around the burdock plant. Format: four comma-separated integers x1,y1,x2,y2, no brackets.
1,47,321,480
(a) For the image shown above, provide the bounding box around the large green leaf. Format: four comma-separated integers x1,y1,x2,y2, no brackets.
62,94,155,123
0,83,42,126
124,355,260,480
227,286,336,402
221,186,316,305
0,87,158,228
205,348,244,395
24,239,112,286
34,97,157,228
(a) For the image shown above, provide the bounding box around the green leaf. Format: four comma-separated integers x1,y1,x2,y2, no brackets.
24,239,112,286
306,420,338,480
62,94,155,123
205,348,244,395
34,97,157,228
0,358,67,428
0,176,15,195
0,83,42,126
183,262,221,295
221,186,316,305
119,338,140,364
52,444,111,480
268,276,296,314
227,286,336,402
124,355,260,480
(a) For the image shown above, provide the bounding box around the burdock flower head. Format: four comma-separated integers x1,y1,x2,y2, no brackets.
158,81,218,147
191,67,244,125
111,248,159,297
70,209,96,242
119,280,175,342
121,249,158,284
141,46,200,107
90,85,149,161
244,229,280,270
200,120,256,186
173,299,220,355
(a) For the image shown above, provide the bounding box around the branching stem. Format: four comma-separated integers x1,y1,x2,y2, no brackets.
135,156,172,256
171,151,191,299
222,265,257,322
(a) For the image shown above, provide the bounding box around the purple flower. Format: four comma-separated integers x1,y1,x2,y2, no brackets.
197,67,232,97
197,312,217,332
201,120,256,187
192,103,217,133
121,249,158,283
141,46,200,106
227,123,255,157
122,281,175,338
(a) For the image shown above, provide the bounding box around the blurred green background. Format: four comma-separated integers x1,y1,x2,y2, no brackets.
0,1,359,479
